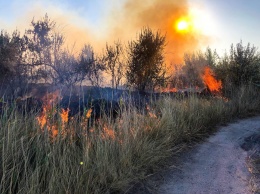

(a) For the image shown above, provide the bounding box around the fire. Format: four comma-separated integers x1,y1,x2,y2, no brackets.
60,108,69,123
100,124,116,140
37,107,47,129
81,108,92,128
161,87,178,93
60,108,69,132
36,90,67,139
202,67,222,93
86,109,92,119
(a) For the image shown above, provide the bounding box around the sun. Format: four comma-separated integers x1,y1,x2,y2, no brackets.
176,20,189,32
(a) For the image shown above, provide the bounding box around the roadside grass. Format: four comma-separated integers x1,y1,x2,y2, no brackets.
0,85,260,193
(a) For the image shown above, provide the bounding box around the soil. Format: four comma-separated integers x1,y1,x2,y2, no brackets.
125,116,260,194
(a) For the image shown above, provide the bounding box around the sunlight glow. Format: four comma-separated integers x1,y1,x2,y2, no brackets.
177,20,189,31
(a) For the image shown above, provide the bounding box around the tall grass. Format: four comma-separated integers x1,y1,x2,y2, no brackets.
0,85,260,193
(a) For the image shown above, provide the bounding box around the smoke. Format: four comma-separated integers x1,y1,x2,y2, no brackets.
107,0,210,66
2,0,210,66
0,0,99,54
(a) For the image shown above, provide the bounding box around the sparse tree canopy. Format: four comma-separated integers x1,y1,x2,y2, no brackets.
104,41,125,90
78,45,106,87
126,27,167,92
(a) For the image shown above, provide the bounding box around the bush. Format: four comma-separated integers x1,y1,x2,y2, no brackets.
216,41,260,88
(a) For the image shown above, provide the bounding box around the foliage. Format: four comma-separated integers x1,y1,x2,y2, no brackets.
170,48,219,88
0,30,27,95
1,85,260,193
216,41,260,88
24,14,65,84
53,50,85,88
126,27,167,92
0,15,104,91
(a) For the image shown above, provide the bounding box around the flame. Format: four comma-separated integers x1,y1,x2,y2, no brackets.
86,109,92,119
37,107,47,129
160,87,178,93
60,108,69,132
202,67,222,93
81,108,93,129
101,124,116,140
60,108,69,123
51,125,58,137
36,90,65,139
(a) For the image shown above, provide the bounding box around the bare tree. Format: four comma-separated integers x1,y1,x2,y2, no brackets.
78,44,106,87
104,41,125,90
53,50,85,88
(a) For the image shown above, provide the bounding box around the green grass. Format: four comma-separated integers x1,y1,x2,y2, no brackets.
0,85,260,193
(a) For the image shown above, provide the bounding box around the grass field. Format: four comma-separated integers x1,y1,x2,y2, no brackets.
0,85,260,193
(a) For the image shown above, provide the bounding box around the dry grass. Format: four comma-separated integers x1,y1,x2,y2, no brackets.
0,85,260,193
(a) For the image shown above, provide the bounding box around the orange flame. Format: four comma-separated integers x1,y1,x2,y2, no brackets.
86,109,92,119
60,108,69,133
160,87,178,93
37,107,47,129
36,90,64,139
60,108,69,124
101,124,116,140
202,67,222,93
81,108,93,129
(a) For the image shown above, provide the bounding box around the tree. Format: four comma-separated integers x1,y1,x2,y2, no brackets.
24,14,64,84
78,44,106,87
53,50,85,88
104,41,125,90
216,41,260,87
0,30,27,95
170,48,219,89
126,27,167,92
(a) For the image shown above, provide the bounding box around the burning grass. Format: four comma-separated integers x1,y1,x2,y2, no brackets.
202,66,222,94
0,85,260,193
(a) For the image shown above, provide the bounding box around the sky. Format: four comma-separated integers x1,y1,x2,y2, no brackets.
190,0,260,54
0,0,259,64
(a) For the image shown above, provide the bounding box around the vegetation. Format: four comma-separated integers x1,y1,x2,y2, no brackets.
1,15,260,193
216,42,260,87
126,27,167,92
0,85,260,193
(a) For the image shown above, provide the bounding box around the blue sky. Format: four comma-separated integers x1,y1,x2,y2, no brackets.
0,0,259,56
191,0,260,53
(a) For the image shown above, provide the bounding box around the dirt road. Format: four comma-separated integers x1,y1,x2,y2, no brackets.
157,116,260,194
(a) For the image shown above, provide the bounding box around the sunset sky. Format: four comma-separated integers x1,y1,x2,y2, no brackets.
0,0,259,63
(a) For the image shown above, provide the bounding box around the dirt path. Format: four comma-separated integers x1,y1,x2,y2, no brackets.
156,116,260,194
